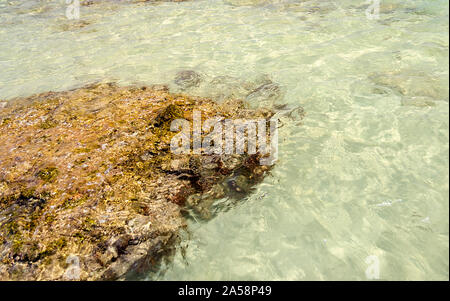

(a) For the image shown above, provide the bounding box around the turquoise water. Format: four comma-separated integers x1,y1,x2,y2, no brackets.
0,0,448,280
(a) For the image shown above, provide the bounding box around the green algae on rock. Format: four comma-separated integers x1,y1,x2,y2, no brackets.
0,82,274,280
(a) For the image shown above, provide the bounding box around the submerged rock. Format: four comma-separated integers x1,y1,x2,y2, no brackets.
58,20,92,32
179,72,286,110
0,82,274,280
369,70,449,106
183,154,271,220
246,81,284,109
174,70,203,89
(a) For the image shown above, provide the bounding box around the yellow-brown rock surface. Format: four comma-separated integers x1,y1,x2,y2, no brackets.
0,82,271,280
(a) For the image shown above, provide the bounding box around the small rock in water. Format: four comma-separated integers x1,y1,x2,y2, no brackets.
246,82,284,109
0,102,6,109
369,70,449,101
202,73,281,107
225,174,251,195
59,20,91,32
174,70,202,89
205,75,249,102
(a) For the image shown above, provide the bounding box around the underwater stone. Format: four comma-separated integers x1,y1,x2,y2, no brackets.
369,70,449,101
246,82,284,109
174,70,203,89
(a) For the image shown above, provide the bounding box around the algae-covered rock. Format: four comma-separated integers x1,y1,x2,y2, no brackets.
0,82,273,280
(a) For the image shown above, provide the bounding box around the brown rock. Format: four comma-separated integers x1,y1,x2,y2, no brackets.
0,82,274,280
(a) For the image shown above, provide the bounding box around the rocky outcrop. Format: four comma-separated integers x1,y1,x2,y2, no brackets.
0,82,273,280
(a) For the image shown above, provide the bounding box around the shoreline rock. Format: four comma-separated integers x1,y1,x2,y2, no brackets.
0,82,273,280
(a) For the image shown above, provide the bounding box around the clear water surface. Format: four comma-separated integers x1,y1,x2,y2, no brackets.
0,0,448,280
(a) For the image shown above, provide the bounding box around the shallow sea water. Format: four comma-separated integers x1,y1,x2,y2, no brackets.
0,0,448,280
